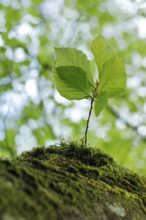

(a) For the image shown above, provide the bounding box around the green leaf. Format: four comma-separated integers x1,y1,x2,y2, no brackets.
94,92,108,116
98,56,126,98
54,66,92,100
55,47,94,85
90,35,115,77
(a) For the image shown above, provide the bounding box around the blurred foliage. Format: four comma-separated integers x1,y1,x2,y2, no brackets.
0,0,146,175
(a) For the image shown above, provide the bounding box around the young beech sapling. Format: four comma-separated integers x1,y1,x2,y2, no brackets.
53,35,127,146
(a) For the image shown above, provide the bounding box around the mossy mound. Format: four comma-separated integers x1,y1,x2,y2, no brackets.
0,141,146,220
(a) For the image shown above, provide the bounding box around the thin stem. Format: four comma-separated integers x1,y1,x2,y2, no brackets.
84,97,94,146
84,85,98,146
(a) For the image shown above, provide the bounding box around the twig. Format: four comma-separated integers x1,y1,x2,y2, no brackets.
84,85,98,146
84,97,94,146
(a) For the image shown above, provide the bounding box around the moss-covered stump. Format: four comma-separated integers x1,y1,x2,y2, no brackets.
0,142,146,220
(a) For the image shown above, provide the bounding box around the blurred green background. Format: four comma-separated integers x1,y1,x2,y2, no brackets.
0,0,146,175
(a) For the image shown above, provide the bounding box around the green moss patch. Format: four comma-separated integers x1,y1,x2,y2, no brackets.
0,141,146,220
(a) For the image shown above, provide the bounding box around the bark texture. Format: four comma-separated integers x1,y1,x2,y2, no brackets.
0,141,146,220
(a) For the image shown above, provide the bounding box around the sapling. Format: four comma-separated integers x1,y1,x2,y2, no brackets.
53,35,127,146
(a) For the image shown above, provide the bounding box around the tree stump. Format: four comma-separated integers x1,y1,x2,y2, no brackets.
0,142,146,220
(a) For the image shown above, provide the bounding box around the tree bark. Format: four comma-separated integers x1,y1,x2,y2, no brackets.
0,141,146,220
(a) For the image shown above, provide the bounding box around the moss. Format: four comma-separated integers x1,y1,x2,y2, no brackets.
0,140,146,220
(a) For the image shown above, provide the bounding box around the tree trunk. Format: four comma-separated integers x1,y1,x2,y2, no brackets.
0,141,146,220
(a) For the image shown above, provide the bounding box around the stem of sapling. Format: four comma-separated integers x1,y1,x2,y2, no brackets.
84,80,99,146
